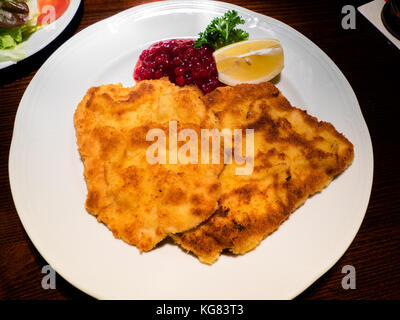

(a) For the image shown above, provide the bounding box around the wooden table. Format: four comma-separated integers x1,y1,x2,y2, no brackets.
0,0,399,300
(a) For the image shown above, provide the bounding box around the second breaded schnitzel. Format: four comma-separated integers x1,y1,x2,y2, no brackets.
173,82,354,264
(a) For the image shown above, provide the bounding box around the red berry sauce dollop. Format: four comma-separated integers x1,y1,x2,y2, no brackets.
133,39,223,94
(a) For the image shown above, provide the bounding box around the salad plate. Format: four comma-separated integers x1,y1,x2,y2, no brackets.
9,0,373,299
0,0,81,69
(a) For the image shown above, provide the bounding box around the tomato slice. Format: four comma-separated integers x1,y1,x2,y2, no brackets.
37,0,71,25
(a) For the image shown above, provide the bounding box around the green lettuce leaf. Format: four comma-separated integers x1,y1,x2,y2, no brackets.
0,22,39,50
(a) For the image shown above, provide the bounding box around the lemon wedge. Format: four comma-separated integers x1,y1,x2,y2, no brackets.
213,39,284,86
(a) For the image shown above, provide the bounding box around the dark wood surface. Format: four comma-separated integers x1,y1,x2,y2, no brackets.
0,0,399,300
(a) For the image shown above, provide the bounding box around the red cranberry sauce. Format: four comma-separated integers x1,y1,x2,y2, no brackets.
134,39,223,94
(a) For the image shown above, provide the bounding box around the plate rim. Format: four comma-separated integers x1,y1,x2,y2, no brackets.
8,0,374,300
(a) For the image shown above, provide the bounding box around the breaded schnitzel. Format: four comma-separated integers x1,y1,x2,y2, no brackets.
172,82,354,264
74,79,223,251
75,78,354,260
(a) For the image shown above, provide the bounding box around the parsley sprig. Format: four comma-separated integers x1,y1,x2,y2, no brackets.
194,10,249,50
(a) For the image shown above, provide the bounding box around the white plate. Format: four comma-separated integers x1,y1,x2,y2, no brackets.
0,0,81,69
9,0,373,299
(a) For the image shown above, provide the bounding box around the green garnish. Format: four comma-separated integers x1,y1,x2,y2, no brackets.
0,23,39,50
194,10,249,50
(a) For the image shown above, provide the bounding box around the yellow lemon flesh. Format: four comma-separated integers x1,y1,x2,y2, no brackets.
213,39,284,86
